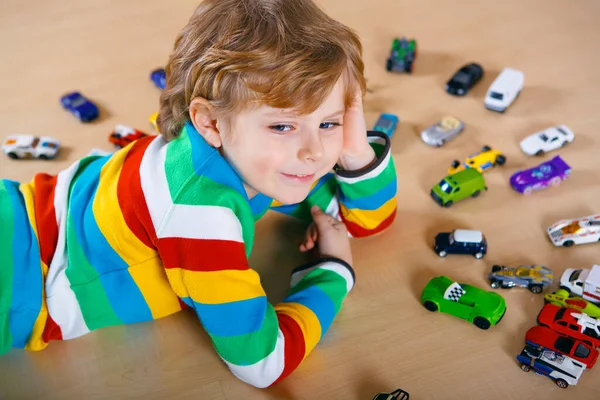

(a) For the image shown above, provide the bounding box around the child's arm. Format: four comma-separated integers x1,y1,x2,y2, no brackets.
156,183,355,388
270,130,397,237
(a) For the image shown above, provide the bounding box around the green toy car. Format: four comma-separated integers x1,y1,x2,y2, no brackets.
430,168,487,208
421,276,507,330
544,289,600,318
386,37,417,73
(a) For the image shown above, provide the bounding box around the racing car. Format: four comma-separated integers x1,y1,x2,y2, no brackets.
546,213,600,247
448,145,506,175
109,125,149,148
488,264,553,293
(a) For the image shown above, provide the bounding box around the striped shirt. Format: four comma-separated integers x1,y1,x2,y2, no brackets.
0,122,397,387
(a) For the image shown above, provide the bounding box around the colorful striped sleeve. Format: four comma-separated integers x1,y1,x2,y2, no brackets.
156,174,355,388
270,131,397,237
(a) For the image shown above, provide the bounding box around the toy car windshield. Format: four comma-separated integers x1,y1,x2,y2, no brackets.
69,97,88,107
438,179,453,193
489,92,504,100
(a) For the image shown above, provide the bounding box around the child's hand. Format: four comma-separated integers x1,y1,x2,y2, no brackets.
337,90,376,172
299,206,353,266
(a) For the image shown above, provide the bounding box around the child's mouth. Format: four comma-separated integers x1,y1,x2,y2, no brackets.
280,172,315,183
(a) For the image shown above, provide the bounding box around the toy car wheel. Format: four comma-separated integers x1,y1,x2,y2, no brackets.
437,250,447,258
550,177,561,186
523,186,533,195
555,379,568,389
495,155,506,165
520,364,531,372
423,300,438,312
562,240,574,247
482,145,491,152
474,252,484,259
491,265,502,273
490,280,500,289
473,317,491,330
7,152,19,159
443,201,453,208
535,149,544,156
406,62,413,73
451,160,460,168
386,59,393,72
561,141,568,147
38,154,49,160
529,284,543,294
471,190,480,198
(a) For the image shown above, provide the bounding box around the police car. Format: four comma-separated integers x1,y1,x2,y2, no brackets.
2,134,60,160
517,344,586,388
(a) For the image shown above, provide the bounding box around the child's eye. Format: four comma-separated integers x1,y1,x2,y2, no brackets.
320,122,342,130
269,124,294,133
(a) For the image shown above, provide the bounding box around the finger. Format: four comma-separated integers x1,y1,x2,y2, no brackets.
310,206,335,231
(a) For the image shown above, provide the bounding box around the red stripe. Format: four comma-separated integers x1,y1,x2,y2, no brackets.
177,298,189,310
584,291,600,302
157,237,249,271
42,315,63,342
271,313,306,386
32,173,59,267
117,136,158,248
340,208,397,238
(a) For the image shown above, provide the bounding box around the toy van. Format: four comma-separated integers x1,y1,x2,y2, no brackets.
484,67,524,112
430,168,487,208
560,264,600,304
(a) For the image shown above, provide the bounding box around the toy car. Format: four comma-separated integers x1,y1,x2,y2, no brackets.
150,68,166,90
448,145,506,175
430,168,487,208
433,229,487,259
421,276,506,330
547,213,600,247
520,125,575,156
488,265,553,293
2,135,60,160
372,113,399,138
149,111,159,132
420,116,464,147
509,155,571,195
386,37,416,73
484,67,524,112
559,264,600,303
545,289,600,319
537,304,600,348
445,63,483,96
372,388,410,400
109,125,149,148
516,344,586,389
60,91,99,122
526,325,598,369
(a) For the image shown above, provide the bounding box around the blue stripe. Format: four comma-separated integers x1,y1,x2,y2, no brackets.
249,193,273,220
192,296,267,337
339,178,397,211
4,182,42,348
283,285,336,338
69,158,153,324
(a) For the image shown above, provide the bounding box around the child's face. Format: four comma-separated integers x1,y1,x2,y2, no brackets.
220,79,346,204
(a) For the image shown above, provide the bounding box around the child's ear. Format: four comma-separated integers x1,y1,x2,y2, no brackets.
189,97,222,148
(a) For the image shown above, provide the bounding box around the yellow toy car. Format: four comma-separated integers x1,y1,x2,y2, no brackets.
448,145,506,175
544,289,600,318
149,111,159,133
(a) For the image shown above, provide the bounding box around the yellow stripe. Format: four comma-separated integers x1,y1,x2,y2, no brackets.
165,268,265,304
274,302,321,359
340,197,396,230
19,182,49,351
92,146,174,319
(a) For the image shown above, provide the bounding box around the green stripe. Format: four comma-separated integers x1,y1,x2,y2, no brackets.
174,175,256,257
0,181,15,353
284,176,338,222
370,142,386,157
65,214,122,330
289,268,348,313
337,156,395,199
165,129,195,200
209,306,279,365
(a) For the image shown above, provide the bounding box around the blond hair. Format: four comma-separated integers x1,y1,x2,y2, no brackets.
158,0,367,140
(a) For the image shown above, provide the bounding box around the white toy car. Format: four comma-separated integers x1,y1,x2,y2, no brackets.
517,345,586,389
547,213,600,247
2,135,60,160
420,116,465,147
520,125,575,156
484,67,524,112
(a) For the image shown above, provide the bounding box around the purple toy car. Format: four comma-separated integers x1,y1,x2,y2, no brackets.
510,155,571,195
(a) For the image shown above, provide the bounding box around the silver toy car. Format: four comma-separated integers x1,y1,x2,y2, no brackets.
488,264,553,294
420,116,465,147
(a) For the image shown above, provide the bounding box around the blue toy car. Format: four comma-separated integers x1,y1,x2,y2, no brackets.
60,92,99,122
150,68,166,90
434,229,487,259
373,113,399,138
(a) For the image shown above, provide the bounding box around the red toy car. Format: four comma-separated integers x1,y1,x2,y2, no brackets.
526,325,598,368
109,124,148,148
537,304,600,348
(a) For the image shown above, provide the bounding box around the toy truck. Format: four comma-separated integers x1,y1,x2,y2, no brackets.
386,37,417,73
559,264,600,304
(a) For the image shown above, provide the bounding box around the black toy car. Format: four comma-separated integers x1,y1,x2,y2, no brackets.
434,229,487,259
373,388,410,400
445,63,484,96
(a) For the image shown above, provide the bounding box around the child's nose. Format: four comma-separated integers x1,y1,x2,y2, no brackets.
298,132,324,162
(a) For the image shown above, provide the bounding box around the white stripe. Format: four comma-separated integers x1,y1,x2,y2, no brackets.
45,160,91,340
139,135,173,235
335,150,391,184
290,261,354,292
324,195,340,221
159,204,244,241
225,328,285,388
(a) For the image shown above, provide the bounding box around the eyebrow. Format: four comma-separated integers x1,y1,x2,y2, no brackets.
264,108,345,119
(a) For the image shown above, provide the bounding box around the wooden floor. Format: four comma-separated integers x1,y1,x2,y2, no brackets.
1,0,600,398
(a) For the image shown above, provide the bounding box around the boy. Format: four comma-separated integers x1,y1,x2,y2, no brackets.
0,0,397,388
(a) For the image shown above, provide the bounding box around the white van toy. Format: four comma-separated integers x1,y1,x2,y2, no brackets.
484,67,524,112
560,264,600,304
